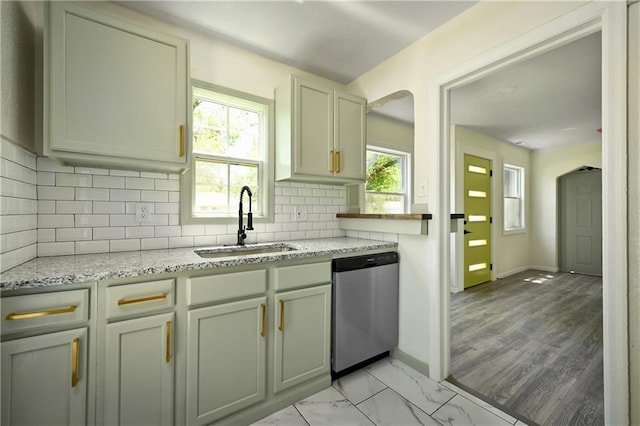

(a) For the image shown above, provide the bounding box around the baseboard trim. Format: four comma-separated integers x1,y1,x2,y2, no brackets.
528,265,559,273
391,349,429,377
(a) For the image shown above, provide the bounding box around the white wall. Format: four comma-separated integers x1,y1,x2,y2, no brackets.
530,141,602,271
452,126,531,288
348,0,586,368
367,113,414,154
627,3,639,423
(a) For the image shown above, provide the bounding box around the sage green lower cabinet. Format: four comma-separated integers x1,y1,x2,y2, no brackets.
103,312,174,426
1,327,88,425
273,284,331,393
187,296,267,425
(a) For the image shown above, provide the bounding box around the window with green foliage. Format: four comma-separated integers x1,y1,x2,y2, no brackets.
365,148,408,213
182,82,273,223
504,164,525,232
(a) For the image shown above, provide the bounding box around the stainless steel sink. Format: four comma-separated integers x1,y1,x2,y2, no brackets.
194,243,299,259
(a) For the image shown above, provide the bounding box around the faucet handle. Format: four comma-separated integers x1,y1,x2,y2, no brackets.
246,212,254,230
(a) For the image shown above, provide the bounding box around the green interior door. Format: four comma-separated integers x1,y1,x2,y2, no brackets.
463,154,492,288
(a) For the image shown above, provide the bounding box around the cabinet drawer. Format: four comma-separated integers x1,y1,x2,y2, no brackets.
1,289,90,334
186,270,267,307
273,262,331,291
106,279,175,320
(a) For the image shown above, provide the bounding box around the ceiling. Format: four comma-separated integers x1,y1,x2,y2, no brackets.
118,1,602,151
117,1,477,84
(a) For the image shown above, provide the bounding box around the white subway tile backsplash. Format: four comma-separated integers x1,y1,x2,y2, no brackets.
1,244,37,273
76,240,109,254
141,190,168,203
181,224,204,236
94,227,125,240
109,189,140,202
56,173,92,187
38,214,74,229
155,179,179,191
1,156,348,262
126,226,154,239
56,227,92,242
38,186,74,200
38,241,75,257
37,171,55,186
168,236,193,248
94,201,125,214
155,226,181,238
75,166,108,175
36,157,74,173
141,237,168,250
76,188,109,201
38,229,55,243
110,169,140,177
125,177,154,190
75,214,109,227
110,239,140,252
93,175,125,189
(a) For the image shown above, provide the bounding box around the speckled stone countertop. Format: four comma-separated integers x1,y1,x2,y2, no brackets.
0,238,397,291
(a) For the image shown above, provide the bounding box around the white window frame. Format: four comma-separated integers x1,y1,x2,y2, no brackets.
181,80,274,225
364,146,411,214
503,164,525,234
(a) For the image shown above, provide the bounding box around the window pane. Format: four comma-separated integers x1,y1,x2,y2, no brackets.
504,197,522,229
366,151,403,193
365,193,405,214
228,107,261,159
229,164,259,212
504,167,520,197
193,99,228,155
194,160,229,214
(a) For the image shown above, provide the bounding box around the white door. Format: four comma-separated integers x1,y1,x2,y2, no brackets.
186,297,267,425
1,328,88,425
104,312,174,426
559,168,603,275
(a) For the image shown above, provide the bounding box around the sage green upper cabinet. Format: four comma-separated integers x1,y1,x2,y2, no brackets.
44,2,189,172
276,76,366,183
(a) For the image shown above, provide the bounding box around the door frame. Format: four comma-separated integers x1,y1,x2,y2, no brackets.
433,3,628,424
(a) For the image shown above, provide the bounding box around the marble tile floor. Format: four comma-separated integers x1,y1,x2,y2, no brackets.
253,358,529,426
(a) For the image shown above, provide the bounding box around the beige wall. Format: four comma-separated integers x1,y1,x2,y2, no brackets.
628,2,639,424
529,142,602,271
367,113,414,154
349,0,586,364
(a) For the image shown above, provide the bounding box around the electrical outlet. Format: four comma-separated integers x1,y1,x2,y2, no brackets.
294,205,307,222
135,203,152,223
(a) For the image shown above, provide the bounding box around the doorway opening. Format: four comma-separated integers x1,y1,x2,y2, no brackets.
435,3,627,425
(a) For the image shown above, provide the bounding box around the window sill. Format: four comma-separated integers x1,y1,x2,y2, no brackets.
503,228,526,236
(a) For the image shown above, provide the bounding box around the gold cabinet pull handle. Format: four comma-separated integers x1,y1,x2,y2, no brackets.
5,305,77,320
261,303,267,337
336,150,342,173
71,338,79,388
329,150,335,173
179,125,185,157
279,299,285,331
117,293,167,306
166,321,172,363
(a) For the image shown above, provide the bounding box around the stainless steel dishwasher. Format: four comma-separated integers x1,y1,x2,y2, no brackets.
332,251,399,375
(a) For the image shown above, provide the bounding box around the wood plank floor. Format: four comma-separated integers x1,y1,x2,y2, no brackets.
449,270,603,426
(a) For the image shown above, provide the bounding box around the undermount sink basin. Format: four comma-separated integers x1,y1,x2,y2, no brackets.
194,243,299,259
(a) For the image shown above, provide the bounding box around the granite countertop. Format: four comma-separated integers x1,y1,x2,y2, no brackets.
0,237,397,291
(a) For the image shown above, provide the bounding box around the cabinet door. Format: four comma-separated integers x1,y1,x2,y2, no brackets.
104,313,174,426
48,2,188,169
1,328,88,425
334,91,367,180
187,297,267,425
274,284,331,394
294,78,334,177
